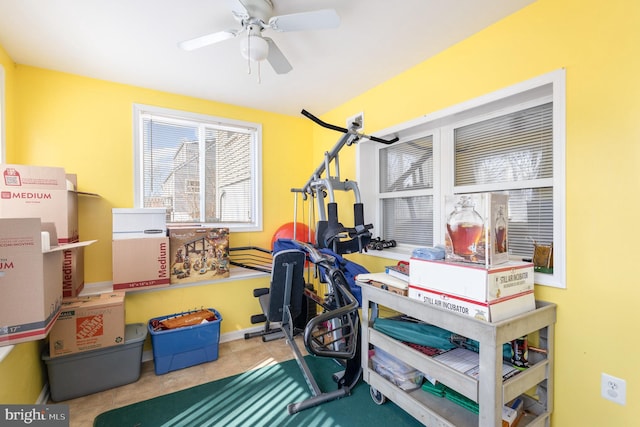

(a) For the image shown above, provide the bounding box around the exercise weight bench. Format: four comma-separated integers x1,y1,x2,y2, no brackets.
252,244,361,414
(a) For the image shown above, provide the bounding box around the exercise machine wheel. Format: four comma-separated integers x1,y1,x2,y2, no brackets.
370,386,386,405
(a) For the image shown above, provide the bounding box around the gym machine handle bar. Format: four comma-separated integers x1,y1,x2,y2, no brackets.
301,109,399,145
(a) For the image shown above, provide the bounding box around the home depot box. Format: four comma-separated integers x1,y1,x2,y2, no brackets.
48,291,126,357
0,164,79,243
409,258,534,302
168,227,229,285
444,193,509,267
112,235,170,291
408,286,536,322
0,219,93,346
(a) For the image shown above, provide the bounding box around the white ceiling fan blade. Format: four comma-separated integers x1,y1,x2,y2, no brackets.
226,0,250,22
179,30,238,51
268,9,340,32
263,37,292,74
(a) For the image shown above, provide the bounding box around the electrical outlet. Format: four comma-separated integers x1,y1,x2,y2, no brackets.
346,112,364,131
601,373,626,405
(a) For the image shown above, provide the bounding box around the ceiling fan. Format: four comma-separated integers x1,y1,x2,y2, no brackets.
179,0,340,74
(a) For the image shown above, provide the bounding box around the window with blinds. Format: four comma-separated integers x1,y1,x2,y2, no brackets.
133,105,262,231
358,70,565,287
453,102,553,258
379,136,434,245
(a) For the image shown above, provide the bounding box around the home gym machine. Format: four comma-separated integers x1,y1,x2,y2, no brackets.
245,110,398,414
291,109,398,255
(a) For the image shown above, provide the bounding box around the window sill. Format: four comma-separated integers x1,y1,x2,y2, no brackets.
361,245,413,262
81,266,269,296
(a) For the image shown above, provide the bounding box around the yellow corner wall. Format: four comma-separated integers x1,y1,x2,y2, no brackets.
324,0,639,425
11,66,313,283
2,1,639,425
1,50,315,402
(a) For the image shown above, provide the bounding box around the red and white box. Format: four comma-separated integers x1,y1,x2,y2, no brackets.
0,166,93,298
0,219,94,346
112,235,170,292
0,164,79,243
408,286,535,322
409,258,534,302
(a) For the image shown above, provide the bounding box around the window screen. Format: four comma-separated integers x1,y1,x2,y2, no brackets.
137,106,260,229
379,136,433,245
453,103,553,258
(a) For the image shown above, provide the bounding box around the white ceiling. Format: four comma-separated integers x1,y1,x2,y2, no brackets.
0,0,535,117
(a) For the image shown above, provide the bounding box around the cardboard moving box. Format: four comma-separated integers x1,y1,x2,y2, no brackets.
0,219,94,346
407,286,536,322
48,291,126,357
0,164,79,243
410,258,534,303
112,235,170,291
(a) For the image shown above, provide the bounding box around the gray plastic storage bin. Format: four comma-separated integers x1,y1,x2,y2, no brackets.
42,323,147,402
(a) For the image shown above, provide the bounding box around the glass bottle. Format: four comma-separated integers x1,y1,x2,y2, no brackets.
446,196,484,259
494,205,507,253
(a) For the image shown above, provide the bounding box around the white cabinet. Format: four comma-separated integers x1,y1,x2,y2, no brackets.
359,282,556,427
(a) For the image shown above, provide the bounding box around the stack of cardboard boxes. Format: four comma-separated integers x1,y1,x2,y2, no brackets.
0,164,97,346
111,208,230,292
409,193,536,322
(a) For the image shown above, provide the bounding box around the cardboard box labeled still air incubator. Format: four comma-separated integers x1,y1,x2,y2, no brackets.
407,286,535,322
444,192,509,267
48,291,126,357
0,219,94,346
168,227,230,285
410,258,534,302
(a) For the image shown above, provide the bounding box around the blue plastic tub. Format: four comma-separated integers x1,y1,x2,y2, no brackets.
148,308,222,375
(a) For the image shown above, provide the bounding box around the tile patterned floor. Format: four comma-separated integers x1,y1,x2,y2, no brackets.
53,335,304,427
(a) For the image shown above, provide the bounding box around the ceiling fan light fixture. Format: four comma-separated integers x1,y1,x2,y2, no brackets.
240,34,269,62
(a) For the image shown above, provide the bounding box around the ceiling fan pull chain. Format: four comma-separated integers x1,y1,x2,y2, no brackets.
257,61,262,84
246,33,252,75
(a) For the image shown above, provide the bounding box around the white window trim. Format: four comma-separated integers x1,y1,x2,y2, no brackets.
358,69,566,288
132,104,263,232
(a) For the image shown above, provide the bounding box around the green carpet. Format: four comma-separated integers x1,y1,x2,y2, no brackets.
94,356,424,427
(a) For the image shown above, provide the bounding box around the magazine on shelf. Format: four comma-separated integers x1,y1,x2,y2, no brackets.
433,347,520,380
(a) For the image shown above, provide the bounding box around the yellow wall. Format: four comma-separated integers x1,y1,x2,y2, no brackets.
11,66,314,282
1,1,639,424
1,54,315,402
325,1,639,425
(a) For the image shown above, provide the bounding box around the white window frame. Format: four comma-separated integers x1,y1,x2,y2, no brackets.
358,69,566,288
133,104,263,232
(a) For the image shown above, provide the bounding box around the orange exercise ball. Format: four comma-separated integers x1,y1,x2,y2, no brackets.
271,222,315,250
